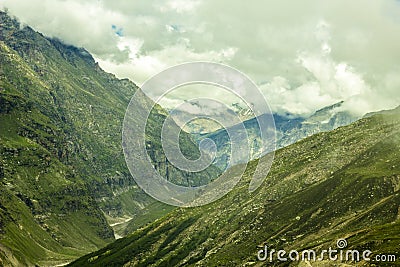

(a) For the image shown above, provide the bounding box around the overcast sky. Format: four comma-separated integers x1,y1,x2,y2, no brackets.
1,0,400,117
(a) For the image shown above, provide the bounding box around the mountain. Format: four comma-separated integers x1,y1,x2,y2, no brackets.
199,101,359,169
69,107,400,266
169,102,257,135
1,10,398,267
0,11,219,266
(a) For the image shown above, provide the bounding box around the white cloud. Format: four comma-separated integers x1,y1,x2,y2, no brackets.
117,37,143,58
97,43,238,86
259,20,375,117
159,0,202,14
2,0,399,117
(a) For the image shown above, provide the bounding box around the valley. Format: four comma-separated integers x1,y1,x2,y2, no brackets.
69,107,400,266
0,8,399,267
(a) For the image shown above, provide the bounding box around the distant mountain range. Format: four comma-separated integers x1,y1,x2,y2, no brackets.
189,101,359,169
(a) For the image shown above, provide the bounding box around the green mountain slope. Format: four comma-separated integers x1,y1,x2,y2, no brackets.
0,11,219,266
69,108,400,266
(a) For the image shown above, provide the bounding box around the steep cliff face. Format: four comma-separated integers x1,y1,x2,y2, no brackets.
0,35,116,266
0,11,220,266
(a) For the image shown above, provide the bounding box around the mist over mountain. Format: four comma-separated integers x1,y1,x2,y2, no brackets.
186,101,359,170
3,0,400,120
0,8,399,267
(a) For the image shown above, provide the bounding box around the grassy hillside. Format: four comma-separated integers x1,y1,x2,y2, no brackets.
69,108,400,266
0,11,219,266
